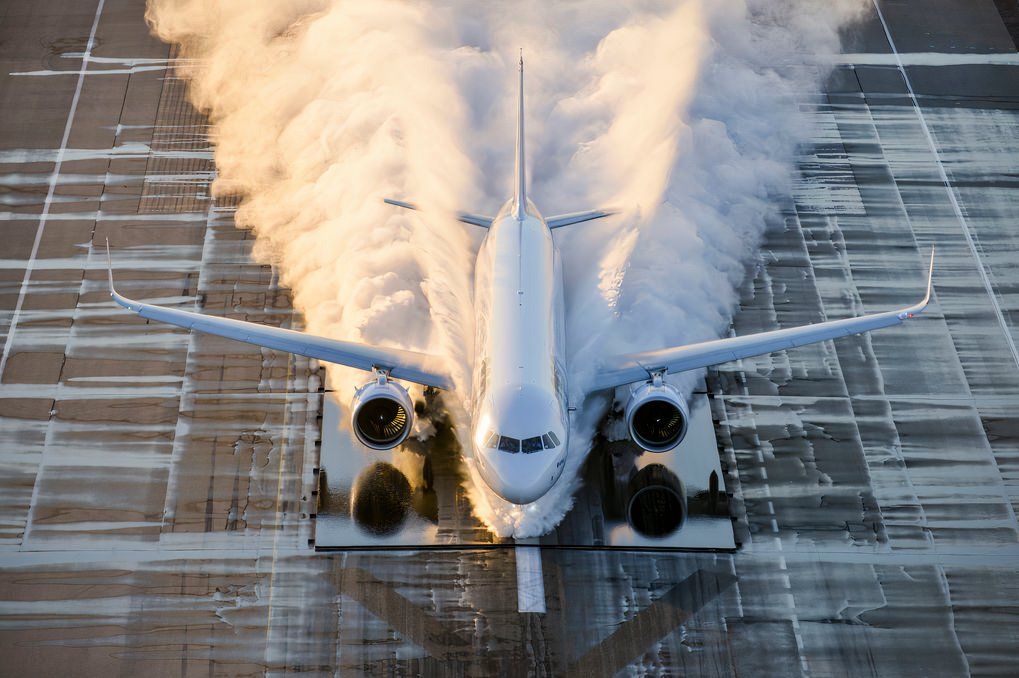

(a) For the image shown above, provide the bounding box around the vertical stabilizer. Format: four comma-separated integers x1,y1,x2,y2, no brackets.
514,51,526,220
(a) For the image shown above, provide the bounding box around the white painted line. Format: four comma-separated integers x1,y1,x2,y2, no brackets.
514,542,546,614
872,0,1019,374
837,52,1019,67
0,0,107,381
15,0,105,550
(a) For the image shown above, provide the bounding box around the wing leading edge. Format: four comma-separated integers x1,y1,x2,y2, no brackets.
105,242,453,390
593,249,935,391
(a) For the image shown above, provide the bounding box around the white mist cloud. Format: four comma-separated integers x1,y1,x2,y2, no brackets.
146,0,479,402
146,0,866,538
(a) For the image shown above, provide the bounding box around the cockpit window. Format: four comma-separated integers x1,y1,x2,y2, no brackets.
488,431,560,453
498,436,520,453
522,436,543,453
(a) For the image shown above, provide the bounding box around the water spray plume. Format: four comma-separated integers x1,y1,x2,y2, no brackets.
146,0,867,537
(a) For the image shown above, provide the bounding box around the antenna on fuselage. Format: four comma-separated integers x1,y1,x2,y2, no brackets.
513,49,526,221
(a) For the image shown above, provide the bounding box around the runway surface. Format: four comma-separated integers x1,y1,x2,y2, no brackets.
1,0,1018,675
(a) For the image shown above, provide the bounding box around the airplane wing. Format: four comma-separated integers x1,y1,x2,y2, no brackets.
105,242,453,390
383,198,493,229
592,249,935,391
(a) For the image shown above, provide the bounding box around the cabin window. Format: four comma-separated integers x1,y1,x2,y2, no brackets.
522,436,543,453
498,436,521,453
548,431,561,446
485,431,499,448
541,433,554,450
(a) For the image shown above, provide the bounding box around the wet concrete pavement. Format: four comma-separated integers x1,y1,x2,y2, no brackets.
1,0,1018,675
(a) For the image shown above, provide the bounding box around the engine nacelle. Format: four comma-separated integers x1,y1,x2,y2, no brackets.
625,378,689,453
350,376,415,450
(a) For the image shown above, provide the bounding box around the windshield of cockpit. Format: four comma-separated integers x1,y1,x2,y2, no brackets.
484,430,560,454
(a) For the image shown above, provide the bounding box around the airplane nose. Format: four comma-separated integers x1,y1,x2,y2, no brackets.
476,447,559,505
494,483,545,505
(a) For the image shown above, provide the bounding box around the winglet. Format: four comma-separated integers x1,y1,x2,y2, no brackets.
105,239,141,312
105,238,114,296
923,245,935,304
898,246,935,319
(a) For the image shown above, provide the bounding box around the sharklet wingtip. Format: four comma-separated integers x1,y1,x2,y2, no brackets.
104,238,115,297
923,245,935,305
898,246,936,319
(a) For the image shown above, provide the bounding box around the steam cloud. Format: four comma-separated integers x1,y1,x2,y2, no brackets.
146,0,866,537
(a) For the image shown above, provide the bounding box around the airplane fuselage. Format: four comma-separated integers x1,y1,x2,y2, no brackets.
470,199,569,503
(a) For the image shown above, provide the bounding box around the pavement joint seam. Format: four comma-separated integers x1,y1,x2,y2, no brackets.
0,0,107,382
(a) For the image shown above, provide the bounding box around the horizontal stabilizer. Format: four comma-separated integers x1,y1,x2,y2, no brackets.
384,198,493,228
546,209,615,229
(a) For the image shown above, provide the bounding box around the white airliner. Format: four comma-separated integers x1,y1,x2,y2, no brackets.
108,57,934,505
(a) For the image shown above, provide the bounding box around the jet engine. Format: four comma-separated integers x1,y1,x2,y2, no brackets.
624,377,689,452
350,375,414,450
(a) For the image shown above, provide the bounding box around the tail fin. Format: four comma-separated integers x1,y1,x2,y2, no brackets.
514,50,526,220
